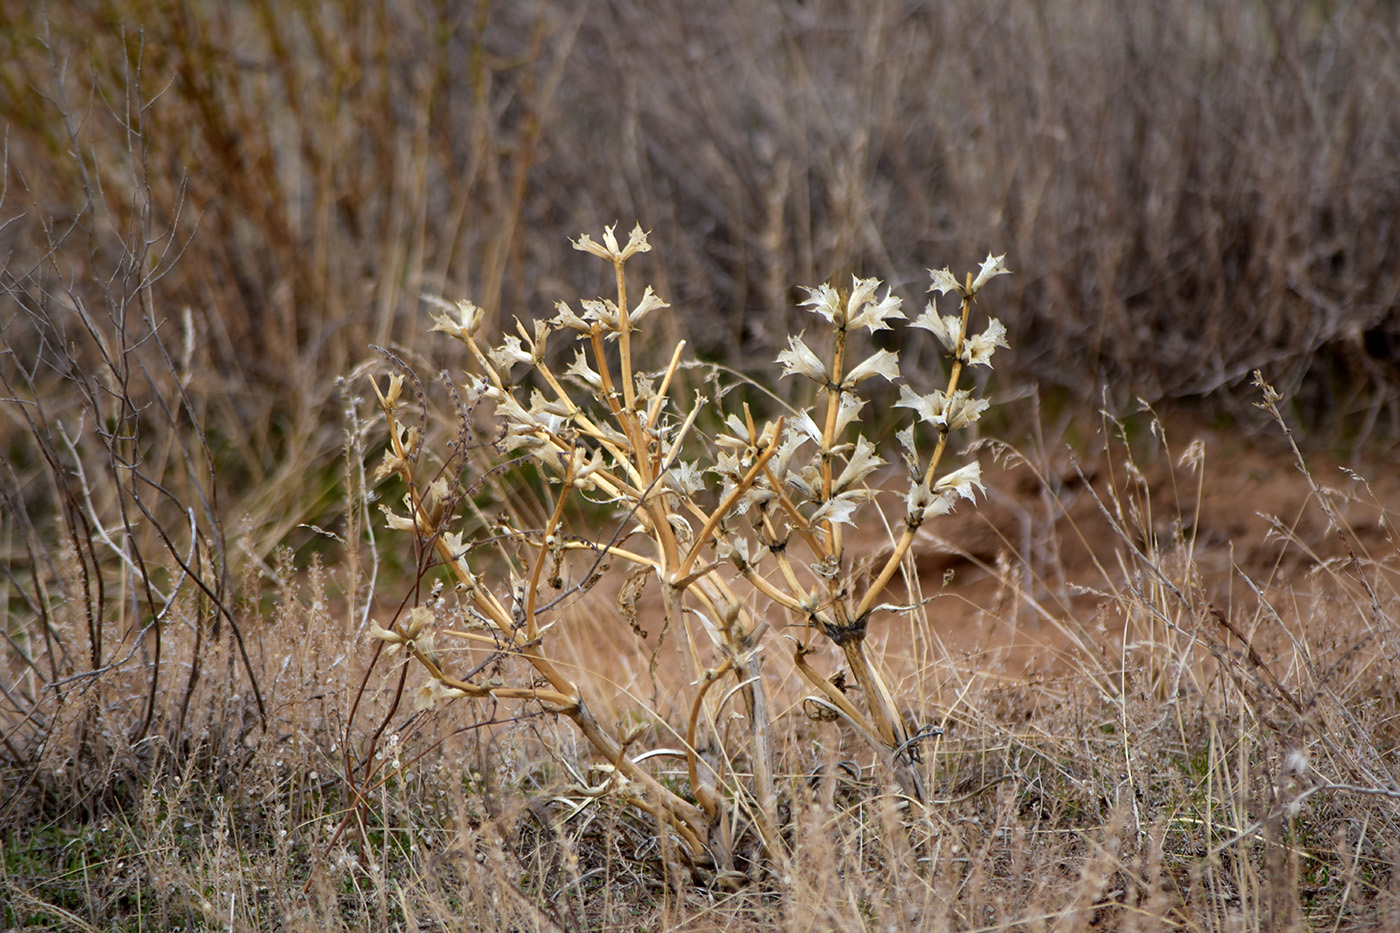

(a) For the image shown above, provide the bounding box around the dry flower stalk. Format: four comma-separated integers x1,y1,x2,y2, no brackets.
368,224,1009,872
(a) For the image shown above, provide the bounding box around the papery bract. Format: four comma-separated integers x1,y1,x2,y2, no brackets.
970,253,1011,294
777,334,830,384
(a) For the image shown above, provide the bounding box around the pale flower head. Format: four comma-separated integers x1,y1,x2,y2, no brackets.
441,531,477,587
798,283,842,325
406,605,433,640
934,461,985,503
568,446,608,490
845,277,879,320
927,267,962,297
564,349,604,391
844,277,905,332
842,348,901,388
961,318,1008,368
791,410,825,448
413,679,467,711
801,277,905,332
488,334,534,373
904,483,953,527
664,459,707,500
369,621,403,649
905,461,984,526
896,424,920,479
628,286,668,325
831,435,884,494
776,333,830,384
580,298,620,332
380,503,420,533
894,385,988,430
970,253,1012,294
768,430,811,484
831,392,865,438
912,307,964,353
374,447,407,482
373,373,405,410
427,297,485,342
809,489,874,527
572,223,651,263
552,301,592,333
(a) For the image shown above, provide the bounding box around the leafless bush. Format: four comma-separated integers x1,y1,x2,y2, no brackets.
0,19,269,817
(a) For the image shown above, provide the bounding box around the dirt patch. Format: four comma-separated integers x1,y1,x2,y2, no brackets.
888,413,1399,677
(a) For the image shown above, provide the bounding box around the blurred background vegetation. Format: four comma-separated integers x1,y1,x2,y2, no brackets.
7,1,1399,456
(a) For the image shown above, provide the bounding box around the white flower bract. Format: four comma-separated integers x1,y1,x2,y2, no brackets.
934,461,985,503
912,307,964,353
629,286,669,325
800,276,905,332
842,348,901,387
970,253,1011,294
776,334,830,384
927,267,962,297
427,298,485,342
961,318,1008,367
572,223,651,263
488,334,534,373
894,384,988,430
831,435,884,494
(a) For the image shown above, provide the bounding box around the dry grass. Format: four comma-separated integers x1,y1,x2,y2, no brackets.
3,1,1400,930
5,424,1398,930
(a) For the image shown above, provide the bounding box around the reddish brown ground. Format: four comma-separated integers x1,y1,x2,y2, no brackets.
892,412,1398,676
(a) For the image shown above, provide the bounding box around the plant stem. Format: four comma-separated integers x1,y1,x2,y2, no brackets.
852,293,973,622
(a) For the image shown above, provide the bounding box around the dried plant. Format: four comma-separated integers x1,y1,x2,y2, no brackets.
361,224,1009,878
